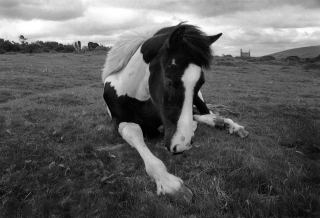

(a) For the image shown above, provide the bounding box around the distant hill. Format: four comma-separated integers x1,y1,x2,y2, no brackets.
268,45,320,59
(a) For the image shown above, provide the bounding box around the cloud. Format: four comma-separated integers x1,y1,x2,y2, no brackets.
68,7,155,36
0,0,85,21
197,3,320,56
222,5,320,29
0,0,319,56
0,5,172,46
86,0,320,19
187,0,320,18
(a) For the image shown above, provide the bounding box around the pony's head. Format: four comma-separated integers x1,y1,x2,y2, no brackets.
142,24,222,154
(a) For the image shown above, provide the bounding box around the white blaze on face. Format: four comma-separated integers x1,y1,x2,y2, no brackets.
170,64,201,153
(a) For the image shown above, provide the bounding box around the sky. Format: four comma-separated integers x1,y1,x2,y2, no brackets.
0,0,319,56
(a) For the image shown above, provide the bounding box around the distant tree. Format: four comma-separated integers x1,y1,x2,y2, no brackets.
63,44,75,53
25,42,43,53
36,40,44,46
0,38,85,54
34,40,49,52
45,41,59,50
0,39,5,54
19,35,28,45
1,40,20,52
55,44,65,52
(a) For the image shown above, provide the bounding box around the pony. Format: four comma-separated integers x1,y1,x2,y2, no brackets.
102,23,248,204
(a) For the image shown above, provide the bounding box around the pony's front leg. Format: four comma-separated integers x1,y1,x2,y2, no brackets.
193,114,249,138
118,122,192,204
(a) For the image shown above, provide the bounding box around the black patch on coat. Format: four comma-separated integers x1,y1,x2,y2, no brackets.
193,71,210,115
103,82,162,138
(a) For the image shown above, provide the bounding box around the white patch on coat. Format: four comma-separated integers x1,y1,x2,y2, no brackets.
197,90,204,102
197,90,214,114
101,25,164,83
106,105,112,118
170,64,201,152
104,46,151,101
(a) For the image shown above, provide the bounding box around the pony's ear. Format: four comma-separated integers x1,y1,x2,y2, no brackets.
168,26,186,48
208,33,222,45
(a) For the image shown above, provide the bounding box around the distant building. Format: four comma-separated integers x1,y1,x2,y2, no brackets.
240,49,250,58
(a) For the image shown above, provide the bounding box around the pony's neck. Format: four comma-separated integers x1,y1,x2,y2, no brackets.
105,45,151,101
102,26,162,83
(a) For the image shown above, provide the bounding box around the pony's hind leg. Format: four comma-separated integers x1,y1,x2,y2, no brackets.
193,114,249,138
118,122,193,205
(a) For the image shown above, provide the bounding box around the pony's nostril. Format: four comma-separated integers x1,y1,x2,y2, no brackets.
172,144,178,153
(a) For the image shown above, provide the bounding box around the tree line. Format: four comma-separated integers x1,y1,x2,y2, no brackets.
0,35,78,54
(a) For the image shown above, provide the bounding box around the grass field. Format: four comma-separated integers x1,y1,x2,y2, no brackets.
1,52,319,218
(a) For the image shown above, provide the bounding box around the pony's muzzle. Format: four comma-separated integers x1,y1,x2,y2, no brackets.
172,149,184,155
170,137,194,155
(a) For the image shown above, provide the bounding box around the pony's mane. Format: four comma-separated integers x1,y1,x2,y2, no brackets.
154,23,213,69
179,24,213,69
101,26,162,83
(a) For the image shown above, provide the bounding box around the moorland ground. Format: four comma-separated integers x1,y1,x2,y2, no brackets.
0,51,319,218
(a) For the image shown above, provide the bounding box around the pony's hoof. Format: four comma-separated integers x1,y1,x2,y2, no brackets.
237,129,249,138
169,185,193,206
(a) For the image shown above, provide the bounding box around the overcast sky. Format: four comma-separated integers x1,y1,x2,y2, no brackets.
0,0,319,56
